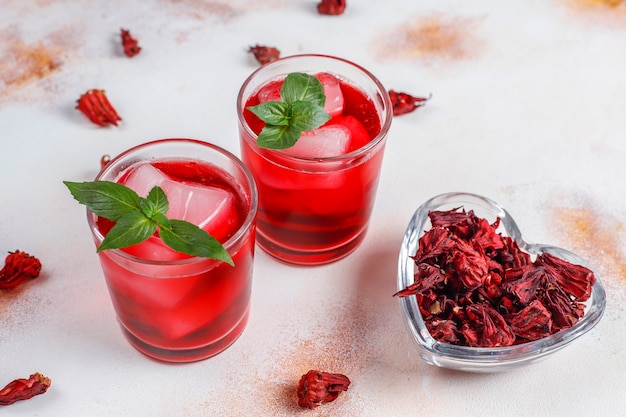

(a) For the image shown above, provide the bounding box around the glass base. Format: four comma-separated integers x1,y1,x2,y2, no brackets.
256,227,368,266
118,307,250,363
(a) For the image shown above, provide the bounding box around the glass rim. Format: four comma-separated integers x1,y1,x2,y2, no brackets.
87,138,258,266
236,53,393,163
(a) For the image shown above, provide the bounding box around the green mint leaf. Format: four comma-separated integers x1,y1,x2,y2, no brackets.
281,72,326,107
65,180,234,264
64,180,141,221
139,186,169,222
290,101,331,132
98,210,157,252
247,101,290,126
146,186,169,215
160,219,234,266
256,124,303,149
246,72,330,150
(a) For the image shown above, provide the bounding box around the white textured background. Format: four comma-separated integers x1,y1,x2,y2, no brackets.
1,1,625,416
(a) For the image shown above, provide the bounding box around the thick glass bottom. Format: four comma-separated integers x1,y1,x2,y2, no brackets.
256,227,368,266
118,307,250,363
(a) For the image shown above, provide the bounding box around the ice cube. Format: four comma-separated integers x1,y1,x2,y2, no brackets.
256,73,344,117
122,162,170,197
316,72,344,117
122,234,189,262
160,180,235,241
120,162,236,259
282,124,351,158
327,115,371,152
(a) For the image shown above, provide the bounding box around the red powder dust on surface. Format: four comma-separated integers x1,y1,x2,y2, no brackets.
162,0,242,20
570,0,624,8
199,300,374,416
0,27,76,104
561,0,626,25
0,39,61,86
549,203,626,302
0,287,43,344
376,14,483,63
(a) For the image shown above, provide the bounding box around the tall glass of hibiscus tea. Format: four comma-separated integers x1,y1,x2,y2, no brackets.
237,54,393,265
65,138,258,362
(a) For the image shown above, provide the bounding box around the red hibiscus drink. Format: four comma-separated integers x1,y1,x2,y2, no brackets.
237,55,392,265
87,139,257,362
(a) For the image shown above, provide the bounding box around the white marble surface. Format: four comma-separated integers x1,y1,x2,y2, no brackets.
1,0,625,415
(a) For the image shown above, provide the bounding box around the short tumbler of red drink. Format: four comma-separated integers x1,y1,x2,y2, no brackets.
237,54,393,265
87,138,258,362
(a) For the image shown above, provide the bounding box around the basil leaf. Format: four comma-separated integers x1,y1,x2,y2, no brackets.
160,219,234,266
247,101,290,126
246,72,331,150
256,124,303,149
290,101,331,132
146,186,169,215
98,210,157,251
281,73,326,107
64,180,141,221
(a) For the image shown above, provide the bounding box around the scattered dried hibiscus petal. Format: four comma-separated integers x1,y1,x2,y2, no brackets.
0,250,42,290
248,44,280,65
317,0,347,15
0,373,51,406
120,29,141,57
76,89,122,127
389,90,430,116
394,207,596,347
297,370,350,409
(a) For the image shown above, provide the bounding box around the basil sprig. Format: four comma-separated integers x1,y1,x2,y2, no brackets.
247,72,331,149
64,180,233,265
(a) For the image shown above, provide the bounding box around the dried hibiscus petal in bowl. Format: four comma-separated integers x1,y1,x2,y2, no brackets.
395,193,606,371
395,206,596,347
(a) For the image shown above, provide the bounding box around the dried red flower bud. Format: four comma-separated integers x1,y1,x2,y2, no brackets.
120,29,141,57
0,373,51,406
248,45,280,65
76,89,122,127
317,0,347,15
395,207,597,347
427,318,460,344
389,90,430,116
297,370,350,409
509,299,553,341
0,250,42,290
537,253,595,301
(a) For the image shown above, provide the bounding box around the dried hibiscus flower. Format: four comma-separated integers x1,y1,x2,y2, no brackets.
394,208,596,347
297,370,350,409
76,89,122,127
248,45,280,65
389,90,430,116
120,29,141,57
317,0,347,15
0,373,51,406
0,250,42,290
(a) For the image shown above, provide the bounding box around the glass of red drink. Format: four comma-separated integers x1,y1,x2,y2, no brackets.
87,138,257,362
237,54,392,265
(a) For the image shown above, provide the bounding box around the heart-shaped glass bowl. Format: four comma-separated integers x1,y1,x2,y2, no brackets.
397,192,606,372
